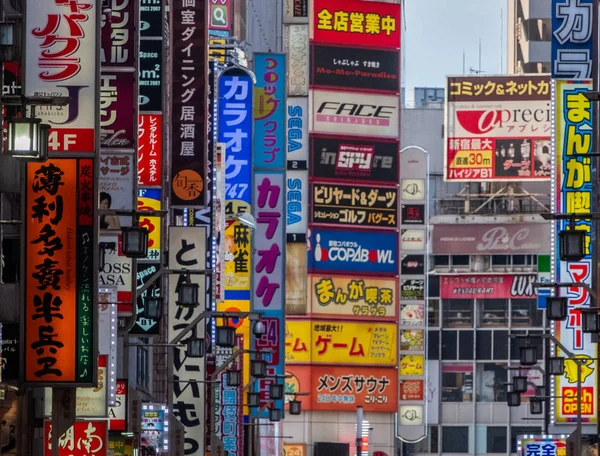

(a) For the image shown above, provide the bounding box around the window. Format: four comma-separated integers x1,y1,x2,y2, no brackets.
493,330,509,360
1,238,19,283
487,426,507,453
429,276,440,298
476,363,507,402
428,299,440,326
443,299,474,328
512,299,543,327
442,426,469,453
452,255,470,267
459,331,474,360
405,426,439,454
510,330,543,361
476,331,492,360
136,343,150,391
479,299,508,327
441,331,457,360
510,427,541,453
492,255,509,266
428,330,439,360
442,364,473,402
434,255,449,267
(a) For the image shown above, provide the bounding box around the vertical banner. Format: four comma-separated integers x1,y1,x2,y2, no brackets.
137,188,162,261
24,160,95,385
398,148,428,442
252,53,287,420
99,154,135,230
551,0,594,79
24,0,98,154
171,0,208,206
553,80,597,424
168,226,207,455
138,114,163,186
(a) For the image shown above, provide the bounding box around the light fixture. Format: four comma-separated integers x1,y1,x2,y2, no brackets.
226,369,241,387
186,337,205,358
535,385,546,398
121,225,149,258
268,407,282,422
513,376,528,394
549,357,565,376
142,296,162,320
247,392,260,408
507,391,521,407
519,345,537,366
530,397,543,415
559,226,586,262
289,399,302,415
546,296,568,321
176,272,199,308
216,326,236,348
253,320,266,338
250,359,267,378
236,212,257,229
269,383,284,400
582,311,599,333
6,117,49,161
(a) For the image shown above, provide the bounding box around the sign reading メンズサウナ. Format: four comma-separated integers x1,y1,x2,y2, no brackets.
445,75,551,182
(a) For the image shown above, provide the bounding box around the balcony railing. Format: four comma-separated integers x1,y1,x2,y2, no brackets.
435,195,550,216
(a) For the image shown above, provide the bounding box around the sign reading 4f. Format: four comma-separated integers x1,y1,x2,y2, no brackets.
552,0,594,79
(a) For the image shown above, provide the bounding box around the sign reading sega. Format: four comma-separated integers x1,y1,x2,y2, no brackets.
308,228,398,275
310,135,398,183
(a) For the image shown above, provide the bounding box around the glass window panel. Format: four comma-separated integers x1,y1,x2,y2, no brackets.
429,276,440,298
487,426,507,453
493,330,509,360
459,331,474,360
476,363,507,402
428,330,440,360
452,255,470,266
442,330,457,360
442,365,473,402
443,299,474,328
476,331,492,360
428,298,440,326
479,299,508,327
442,426,469,453
512,299,543,327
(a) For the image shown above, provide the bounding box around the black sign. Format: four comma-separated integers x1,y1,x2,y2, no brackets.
312,182,397,228
139,40,162,112
311,135,398,183
401,279,425,301
287,0,308,18
1,322,19,381
140,0,163,38
401,255,425,275
311,44,400,93
402,204,425,225
130,263,161,335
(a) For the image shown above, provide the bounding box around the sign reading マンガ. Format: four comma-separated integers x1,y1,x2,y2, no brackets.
310,135,398,183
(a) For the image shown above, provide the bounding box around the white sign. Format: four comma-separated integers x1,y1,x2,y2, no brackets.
108,380,127,431
284,25,309,96
286,171,308,235
25,0,97,153
168,226,207,454
99,234,133,302
401,229,426,251
286,98,308,164
310,90,400,138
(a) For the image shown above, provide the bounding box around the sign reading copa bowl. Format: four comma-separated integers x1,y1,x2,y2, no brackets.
310,90,399,138
307,228,397,275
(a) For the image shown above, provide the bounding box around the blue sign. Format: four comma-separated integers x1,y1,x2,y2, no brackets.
219,74,253,205
552,0,594,79
307,228,398,275
253,53,286,169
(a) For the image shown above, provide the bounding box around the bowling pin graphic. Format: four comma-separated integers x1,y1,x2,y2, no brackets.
314,233,322,262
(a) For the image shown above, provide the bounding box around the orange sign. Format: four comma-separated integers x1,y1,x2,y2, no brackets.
26,160,92,383
286,365,398,412
284,444,306,456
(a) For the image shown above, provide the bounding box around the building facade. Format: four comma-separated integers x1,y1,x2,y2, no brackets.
507,0,551,74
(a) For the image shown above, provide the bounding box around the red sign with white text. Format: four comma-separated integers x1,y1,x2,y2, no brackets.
138,114,163,186
44,420,108,456
440,274,537,299
312,0,401,49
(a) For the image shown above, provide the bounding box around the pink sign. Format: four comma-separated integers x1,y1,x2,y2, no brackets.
138,114,163,186
440,274,536,299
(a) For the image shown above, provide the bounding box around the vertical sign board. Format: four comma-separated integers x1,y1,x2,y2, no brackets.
24,160,95,385
131,262,161,336
171,0,208,206
283,25,309,97
168,226,207,455
138,114,163,186
252,53,287,419
551,0,594,79
553,80,597,424
24,0,97,154
398,148,428,441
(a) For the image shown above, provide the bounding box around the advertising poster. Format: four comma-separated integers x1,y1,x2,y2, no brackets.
25,159,95,384
312,182,398,228
99,154,134,229
445,75,551,181
138,114,163,187
209,0,231,31
25,0,97,153
310,90,400,138
108,380,128,431
224,220,252,292
108,435,134,456
554,80,597,423
141,408,166,454
284,25,309,96
44,421,108,456
311,0,401,49
311,44,400,93
307,228,398,275
285,320,397,365
310,135,399,183
440,274,537,299
309,275,397,320
286,365,398,412
286,243,308,315
400,303,425,327
137,188,162,261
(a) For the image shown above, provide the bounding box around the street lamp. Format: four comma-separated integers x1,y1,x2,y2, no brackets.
121,224,149,258
251,359,267,378
548,357,565,376
519,344,537,366
546,296,568,321
507,391,521,407
142,295,162,320
226,369,242,387
6,117,50,161
582,310,599,333
186,337,205,358
247,392,260,408
513,375,528,393
559,223,586,261
176,272,199,308
216,325,236,348
269,384,284,400
530,397,544,415
289,399,302,415
269,407,282,422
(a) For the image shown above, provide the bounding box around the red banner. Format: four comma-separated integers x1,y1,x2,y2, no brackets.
440,274,537,299
312,0,401,49
44,420,108,456
138,114,163,186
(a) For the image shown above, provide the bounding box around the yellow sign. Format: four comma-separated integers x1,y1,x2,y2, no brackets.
224,220,251,291
400,355,424,376
283,444,306,456
285,320,397,365
449,150,493,169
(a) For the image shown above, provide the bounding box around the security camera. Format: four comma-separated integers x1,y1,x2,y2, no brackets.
253,320,266,339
